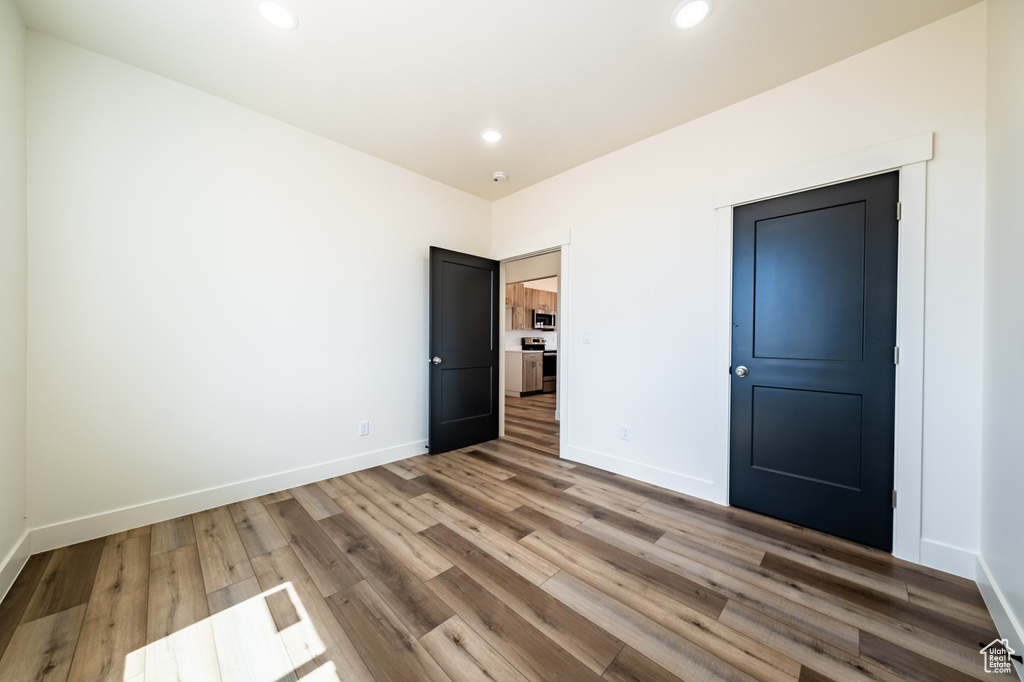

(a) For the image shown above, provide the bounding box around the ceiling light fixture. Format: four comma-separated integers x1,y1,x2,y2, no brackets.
480,129,503,143
255,0,299,30
671,0,712,28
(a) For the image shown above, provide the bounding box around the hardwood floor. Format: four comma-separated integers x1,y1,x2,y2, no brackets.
0,395,1011,681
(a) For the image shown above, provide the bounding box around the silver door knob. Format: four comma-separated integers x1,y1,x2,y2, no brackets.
431,356,442,365
735,366,748,377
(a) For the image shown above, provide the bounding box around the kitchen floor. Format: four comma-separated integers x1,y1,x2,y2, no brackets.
504,392,558,457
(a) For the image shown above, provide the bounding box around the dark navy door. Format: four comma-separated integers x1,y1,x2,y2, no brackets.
428,246,500,455
730,172,899,551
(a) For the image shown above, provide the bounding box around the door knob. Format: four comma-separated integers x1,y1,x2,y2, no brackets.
431,356,442,365
735,366,748,377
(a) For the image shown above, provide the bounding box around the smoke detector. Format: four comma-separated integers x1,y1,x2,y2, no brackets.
492,171,508,183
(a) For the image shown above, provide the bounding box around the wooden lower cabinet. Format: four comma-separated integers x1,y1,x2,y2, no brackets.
505,351,543,396
523,353,543,392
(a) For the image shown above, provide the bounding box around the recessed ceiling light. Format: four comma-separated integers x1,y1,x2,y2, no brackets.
255,0,299,30
480,129,503,143
671,0,712,28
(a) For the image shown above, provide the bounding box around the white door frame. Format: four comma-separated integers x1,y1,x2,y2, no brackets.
713,133,932,562
496,242,571,458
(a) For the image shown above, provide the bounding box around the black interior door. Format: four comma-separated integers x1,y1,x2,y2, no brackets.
730,172,899,550
428,246,500,455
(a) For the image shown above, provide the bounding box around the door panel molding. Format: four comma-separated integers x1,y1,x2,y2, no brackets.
715,137,930,564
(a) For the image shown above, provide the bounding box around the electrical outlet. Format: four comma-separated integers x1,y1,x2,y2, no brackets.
359,420,369,436
621,425,631,441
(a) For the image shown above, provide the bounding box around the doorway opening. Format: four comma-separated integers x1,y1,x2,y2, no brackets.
501,250,561,458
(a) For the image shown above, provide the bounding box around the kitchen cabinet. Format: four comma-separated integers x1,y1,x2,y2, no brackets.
505,283,526,307
505,351,543,396
523,352,543,392
510,306,529,330
506,283,556,331
506,283,557,313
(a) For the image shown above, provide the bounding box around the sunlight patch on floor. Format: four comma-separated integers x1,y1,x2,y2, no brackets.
124,582,337,681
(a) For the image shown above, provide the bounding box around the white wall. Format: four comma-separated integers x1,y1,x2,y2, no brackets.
493,6,987,575
0,0,28,598
980,0,1024,654
26,34,491,548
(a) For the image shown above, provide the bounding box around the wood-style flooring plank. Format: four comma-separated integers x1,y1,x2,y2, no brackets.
858,630,979,682
318,511,453,638
543,571,760,682
442,449,516,481
20,538,106,624
421,521,624,675
718,601,905,682
260,489,293,504
411,493,557,585
412,457,525,513
150,515,196,556
314,476,357,499
521,528,799,682
382,459,424,480
0,551,53,661
362,465,430,499
581,517,862,656
759,552,997,648
413,472,537,540
326,580,453,682
228,497,289,560
344,469,439,533
517,506,728,618
67,534,151,682
146,541,209,637
207,575,298,682
145,541,221,679
0,604,87,682
250,546,375,682
427,566,607,682
290,484,344,521
643,499,910,600
602,645,688,682
193,505,256,594
265,498,362,598
420,615,531,682
335,493,452,583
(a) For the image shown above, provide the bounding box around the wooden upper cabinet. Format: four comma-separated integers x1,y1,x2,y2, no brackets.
511,306,528,330
506,282,556,321
506,283,528,308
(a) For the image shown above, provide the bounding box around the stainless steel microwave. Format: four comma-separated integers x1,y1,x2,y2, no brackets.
532,310,556,330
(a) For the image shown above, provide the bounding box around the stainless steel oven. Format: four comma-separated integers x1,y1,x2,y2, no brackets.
542,351,557,393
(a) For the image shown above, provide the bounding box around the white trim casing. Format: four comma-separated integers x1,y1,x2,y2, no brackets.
714,133,933,564
0,531,31,604
977,553,1024,677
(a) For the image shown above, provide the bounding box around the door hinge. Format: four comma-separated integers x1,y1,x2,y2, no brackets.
894,346,900,365
896,202,902,221
892,490,898,508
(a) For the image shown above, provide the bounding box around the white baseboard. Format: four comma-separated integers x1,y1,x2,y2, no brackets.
29,440,428,554
0,530,31,604
919,538,977,580
976,554,1024,677
561,445,723,504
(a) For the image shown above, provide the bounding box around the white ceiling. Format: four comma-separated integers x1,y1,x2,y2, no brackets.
16,0,980,200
